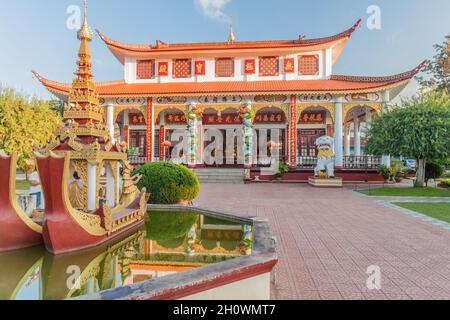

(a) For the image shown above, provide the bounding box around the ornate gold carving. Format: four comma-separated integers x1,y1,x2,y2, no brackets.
343,103,382,121
103,205,113,233
252,104,289,120
60,155,107,236
113,106,147,123
109,161,119,205
297,103,335,123
154,105,187,123
72,159,88,212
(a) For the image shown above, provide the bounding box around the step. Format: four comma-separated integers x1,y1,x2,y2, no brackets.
194,168,245,184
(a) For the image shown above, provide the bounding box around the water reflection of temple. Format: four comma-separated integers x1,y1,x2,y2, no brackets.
123,213,252,286
0,212,252,300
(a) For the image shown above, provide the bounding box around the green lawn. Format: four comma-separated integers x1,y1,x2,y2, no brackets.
359,187,450,197
16,180,30,191
394,202,450,223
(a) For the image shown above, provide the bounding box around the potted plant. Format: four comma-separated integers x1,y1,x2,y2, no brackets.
377,164,391,183
275,162,289,182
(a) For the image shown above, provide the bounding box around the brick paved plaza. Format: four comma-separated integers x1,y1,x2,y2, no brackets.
194,184,450,300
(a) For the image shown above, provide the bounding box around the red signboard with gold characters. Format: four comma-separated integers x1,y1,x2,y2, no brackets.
194,61,206,76
203,113,242,125
158,62,169,76
298,111,326,124
244,59,256,75
165,113,187,125
128,113,146,126
283,58,295,73
254,112,285,124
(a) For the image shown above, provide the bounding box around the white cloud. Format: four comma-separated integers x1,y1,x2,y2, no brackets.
195,0,232,23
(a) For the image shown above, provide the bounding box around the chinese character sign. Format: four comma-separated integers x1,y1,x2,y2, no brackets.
298,111,326,124
158,62,169,76
165,113,187,125
128,113,146,125
194,61,206,76
244,59,256,75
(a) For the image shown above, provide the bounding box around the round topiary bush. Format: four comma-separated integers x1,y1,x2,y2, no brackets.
145,211,198,242
133,162,200,204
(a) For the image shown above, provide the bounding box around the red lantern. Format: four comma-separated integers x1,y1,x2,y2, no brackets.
162,141,172,148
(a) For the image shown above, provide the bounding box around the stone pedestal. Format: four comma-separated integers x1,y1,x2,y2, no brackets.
308,177,343,188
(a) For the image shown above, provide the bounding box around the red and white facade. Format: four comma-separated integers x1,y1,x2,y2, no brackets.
34,19,424,182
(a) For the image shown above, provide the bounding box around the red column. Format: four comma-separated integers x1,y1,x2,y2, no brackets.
159,125,166,161
123,125,129,148
146,98,153,163
289,95,297,168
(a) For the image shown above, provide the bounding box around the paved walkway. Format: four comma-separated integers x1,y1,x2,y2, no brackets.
194,184,450,300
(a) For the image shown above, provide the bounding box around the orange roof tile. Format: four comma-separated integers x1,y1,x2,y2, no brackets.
97,20,362,54
32,62,424,98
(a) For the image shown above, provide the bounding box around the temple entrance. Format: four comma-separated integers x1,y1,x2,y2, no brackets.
255,128,287,166
204,128,241,167
129,130,147,165
297,129,325,167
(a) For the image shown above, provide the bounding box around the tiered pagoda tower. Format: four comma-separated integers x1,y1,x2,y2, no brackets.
35,0,128,212
65,0,105,145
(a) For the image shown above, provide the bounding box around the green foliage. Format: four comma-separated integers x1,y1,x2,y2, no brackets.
0,87,62,160
425,161,444,185
277,162,289,176
439,179,450,188
133,162,200,204
391,159,405,181
366,91,450,160
377,164,392,181
146,211,198,242
416,34,449,93
366,91,450,187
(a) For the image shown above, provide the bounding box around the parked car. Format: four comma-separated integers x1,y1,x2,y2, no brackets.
403,159,417,169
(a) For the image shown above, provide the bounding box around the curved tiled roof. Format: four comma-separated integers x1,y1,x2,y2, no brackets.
96,20,362,53
32,61,424,98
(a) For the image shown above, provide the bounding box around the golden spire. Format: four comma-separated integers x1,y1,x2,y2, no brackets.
78,0,93,41
65,0,104,137
228,24,235,44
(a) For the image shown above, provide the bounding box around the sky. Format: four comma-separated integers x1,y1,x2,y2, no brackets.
0,0,449,100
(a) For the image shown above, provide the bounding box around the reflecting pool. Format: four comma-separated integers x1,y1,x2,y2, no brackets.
0,210,253,300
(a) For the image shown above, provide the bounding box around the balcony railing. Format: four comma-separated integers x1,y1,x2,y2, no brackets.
128,156,147,166
297,156,317,169
295,156,381,169
343,156,380,169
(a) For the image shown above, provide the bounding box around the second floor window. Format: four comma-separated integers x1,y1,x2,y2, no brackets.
215,58,234,77
136,60,155,79
259,56,279,77
173,59,192,78
298,55,319,75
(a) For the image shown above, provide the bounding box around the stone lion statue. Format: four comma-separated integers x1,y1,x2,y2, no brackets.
314,136,335,178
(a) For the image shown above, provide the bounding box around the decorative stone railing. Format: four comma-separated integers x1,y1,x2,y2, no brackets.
343,156,381,169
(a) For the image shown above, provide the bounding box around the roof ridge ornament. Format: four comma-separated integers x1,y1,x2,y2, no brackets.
228,24,235,44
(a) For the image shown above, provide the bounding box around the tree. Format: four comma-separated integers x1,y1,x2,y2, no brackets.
416,34,449,93
0,87,62,162
366,91,450,187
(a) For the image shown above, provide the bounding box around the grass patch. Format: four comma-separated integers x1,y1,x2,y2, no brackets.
359,187,450,198
394,202,450,223
16,180,30,191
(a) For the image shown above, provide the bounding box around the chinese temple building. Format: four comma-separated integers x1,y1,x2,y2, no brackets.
34,15,424,182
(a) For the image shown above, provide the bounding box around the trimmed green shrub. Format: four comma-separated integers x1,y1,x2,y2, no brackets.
439,179,450,188
146,211,198,242
133,162,200,204
425,161,444,186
